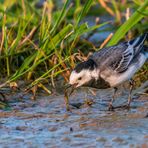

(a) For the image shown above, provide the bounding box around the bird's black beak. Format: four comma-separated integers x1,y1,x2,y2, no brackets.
73,83,78,88
65,84,73,89
65,83,78,89
64,83,76,97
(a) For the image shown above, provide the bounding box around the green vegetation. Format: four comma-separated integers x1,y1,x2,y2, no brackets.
0,0,147,92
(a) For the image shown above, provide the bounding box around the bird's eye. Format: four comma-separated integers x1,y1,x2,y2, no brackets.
78,77,82,80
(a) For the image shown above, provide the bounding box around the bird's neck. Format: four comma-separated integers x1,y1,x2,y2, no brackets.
90,68,99,80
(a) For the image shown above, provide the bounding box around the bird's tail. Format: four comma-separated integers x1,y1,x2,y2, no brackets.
128,33,148,55
142,45,148,61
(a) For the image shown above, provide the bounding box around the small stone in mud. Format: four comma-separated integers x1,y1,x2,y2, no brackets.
84,98,94,106
144,135,148,139
141,143,148,148
16,126,27,131
70,127,73,132
73,134,85,138
61,137,71,142
14,138,24,142
48,127,57,132
70,102,83,109
96,137,107,142
38,128,43,131
112,137,127,145
127,136,133,140
129,144,135,147
144,113,148,118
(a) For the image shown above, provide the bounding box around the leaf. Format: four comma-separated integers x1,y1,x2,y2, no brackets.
107,0,148,46
48,24,74,50
70,22,109,41
75,0,93,27
4,0,17,9
50,0,71,35
9,24,74,82
77,22,109,35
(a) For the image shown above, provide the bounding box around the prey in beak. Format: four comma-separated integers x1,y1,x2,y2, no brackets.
64,83,76,111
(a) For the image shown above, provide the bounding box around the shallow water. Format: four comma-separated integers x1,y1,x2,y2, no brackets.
0,88,148,148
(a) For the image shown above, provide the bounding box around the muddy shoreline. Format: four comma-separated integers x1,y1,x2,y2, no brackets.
0,87,148,147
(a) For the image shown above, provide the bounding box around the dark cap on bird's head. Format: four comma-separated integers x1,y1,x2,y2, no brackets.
74,59,97,73
69,59,98,88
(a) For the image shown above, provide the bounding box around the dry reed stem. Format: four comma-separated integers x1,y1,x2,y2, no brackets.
100,33,113,49
98,0,114,16
0,14,6,54
19,27,37,47
21,0,26,17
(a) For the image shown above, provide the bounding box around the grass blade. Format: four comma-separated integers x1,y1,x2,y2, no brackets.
75,0,93,27
107,0,148,46
50,0,71,35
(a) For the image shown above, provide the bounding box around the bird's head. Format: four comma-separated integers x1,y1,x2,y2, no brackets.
69,59,98,88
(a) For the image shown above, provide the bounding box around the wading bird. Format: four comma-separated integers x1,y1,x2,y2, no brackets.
69,33,148,110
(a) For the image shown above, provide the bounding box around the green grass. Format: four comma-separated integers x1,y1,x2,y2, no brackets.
108,0,148,46
0,0,147,92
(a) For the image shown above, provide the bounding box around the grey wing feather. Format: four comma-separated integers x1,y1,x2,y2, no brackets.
89,33,148,73
115,33,147,72
89,43,127,72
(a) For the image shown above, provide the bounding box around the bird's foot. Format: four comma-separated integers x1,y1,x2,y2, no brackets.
122,104,130,110
108,104,114,111
113,104,131,110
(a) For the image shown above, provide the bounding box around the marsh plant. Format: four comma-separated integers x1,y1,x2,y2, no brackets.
0,0,147,92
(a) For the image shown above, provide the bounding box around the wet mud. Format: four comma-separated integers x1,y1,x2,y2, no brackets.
0,88,148,148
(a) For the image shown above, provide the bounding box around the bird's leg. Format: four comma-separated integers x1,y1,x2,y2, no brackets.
126,79,135,108
108,87,118,111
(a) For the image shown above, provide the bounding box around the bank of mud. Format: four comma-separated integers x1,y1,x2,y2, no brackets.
0,88,148,148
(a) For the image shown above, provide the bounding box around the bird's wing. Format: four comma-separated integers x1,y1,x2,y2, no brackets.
115,33,147,73
90,33,147,73
89,43,127,72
